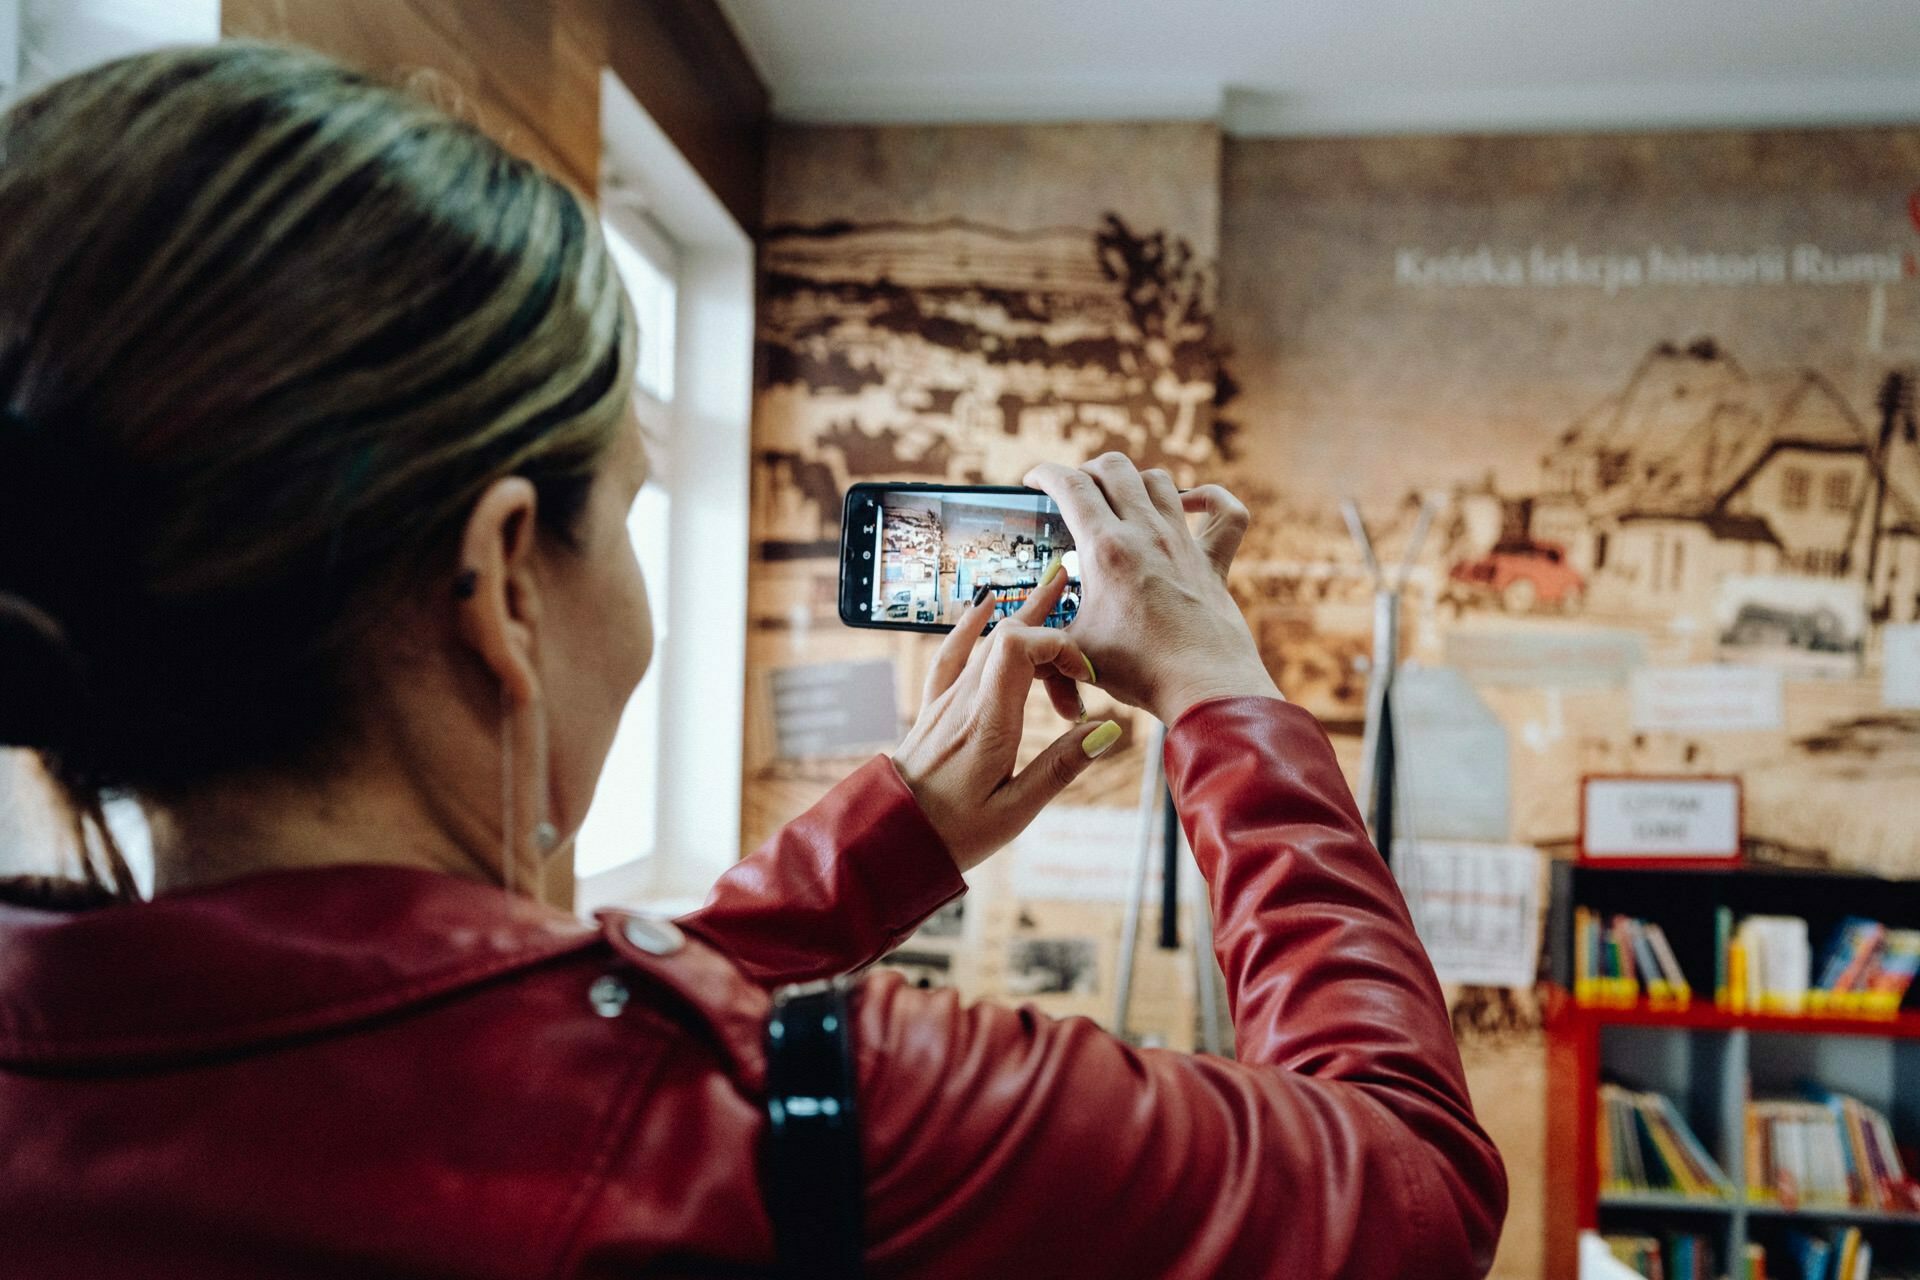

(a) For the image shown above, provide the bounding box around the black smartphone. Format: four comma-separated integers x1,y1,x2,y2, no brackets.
838,482,1080,633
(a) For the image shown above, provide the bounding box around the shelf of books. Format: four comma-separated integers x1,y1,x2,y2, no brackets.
1546,863,1920,1280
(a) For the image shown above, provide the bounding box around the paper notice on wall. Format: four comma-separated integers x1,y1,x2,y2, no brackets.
1629,664,1785,732
1391,841,1542,989
768,659,899,759
1393,666,1510,842
1443,627,1645,689
1885,624,1920,710
1006,805,1195,903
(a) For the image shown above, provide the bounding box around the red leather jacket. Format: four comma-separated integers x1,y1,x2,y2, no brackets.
0,697,1505,1277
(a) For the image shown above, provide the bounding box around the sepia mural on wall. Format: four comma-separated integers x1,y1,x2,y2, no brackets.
1218,127,1920,1280
745,123,1227,1046
746,120,1920,1277
1220,128,1920,874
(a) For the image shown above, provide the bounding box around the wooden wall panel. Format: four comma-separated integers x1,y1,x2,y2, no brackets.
605,0,767,231
223,0,600,191
223,0,768,228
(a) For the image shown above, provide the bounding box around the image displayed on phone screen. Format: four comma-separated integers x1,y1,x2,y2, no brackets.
866,489,1080,630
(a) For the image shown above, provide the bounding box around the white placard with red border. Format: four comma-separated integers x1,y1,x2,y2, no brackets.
1579,776,1742,866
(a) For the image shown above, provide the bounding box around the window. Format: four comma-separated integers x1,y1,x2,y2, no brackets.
580,68,755,913
602,212,678,406
1824,471,1854,513
571,210,679,882
1782,466,1811,511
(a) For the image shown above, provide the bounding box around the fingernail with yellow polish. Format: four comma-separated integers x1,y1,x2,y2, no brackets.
1082,720,1121,759
1040,554,1064,587
1082,653,1098,685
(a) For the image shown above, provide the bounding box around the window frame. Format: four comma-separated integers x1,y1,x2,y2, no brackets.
567,211,678,886
574,69,754,915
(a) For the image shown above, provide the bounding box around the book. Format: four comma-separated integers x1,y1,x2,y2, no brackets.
1702,912,1916,1017
1870,929,1920,1003
1813,917,1869,990
1576,911,1691,1006
1646,922,1689,994
1834,1227,1859,1280
1832,919,1885,993
1728,905,1743,1005
1747,1087,1920,1212
1599,1084,1732,1200
1738,915,1811,1013
1786,1231,1830,1280
1615,917,1638,987
1657,1231,1720,1280
1605,1233,1665,1280
1653,1093,1733,1197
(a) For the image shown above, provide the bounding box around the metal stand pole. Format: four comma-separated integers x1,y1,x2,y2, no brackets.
1342,496,1435,865
1186,839,1226,1055
1115,722,1229,1053
1112,722,1166,1039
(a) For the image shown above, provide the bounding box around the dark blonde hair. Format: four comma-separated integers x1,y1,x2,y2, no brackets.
0,44,635,899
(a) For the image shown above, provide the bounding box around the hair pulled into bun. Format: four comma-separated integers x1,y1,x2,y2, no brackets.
0,42,636,904
0,590,94,757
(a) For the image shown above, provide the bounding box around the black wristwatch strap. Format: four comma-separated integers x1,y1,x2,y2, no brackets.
763,977,863,1280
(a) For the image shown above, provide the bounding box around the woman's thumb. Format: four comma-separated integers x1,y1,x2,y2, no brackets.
1000,719,1123,822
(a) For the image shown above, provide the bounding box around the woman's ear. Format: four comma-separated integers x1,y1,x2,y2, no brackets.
453,476,544,708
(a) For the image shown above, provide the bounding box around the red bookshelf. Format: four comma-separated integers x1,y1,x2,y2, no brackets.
1544,864,1920,1279
1561,1001,1920,1040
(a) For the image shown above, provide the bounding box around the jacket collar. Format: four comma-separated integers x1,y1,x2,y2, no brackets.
0,865,601,1069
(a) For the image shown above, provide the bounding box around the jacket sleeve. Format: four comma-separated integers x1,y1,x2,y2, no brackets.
853,697,1507,1280
676,755,966,987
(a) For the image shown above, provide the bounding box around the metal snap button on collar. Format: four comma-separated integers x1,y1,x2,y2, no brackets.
622,915,686,957
587,974,630,1018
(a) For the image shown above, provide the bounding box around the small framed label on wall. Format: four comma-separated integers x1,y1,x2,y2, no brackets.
1579,776,1743,867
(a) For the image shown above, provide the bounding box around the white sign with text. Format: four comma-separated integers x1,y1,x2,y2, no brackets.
1629,665,1784,733
1582,778,1742,861
1885,624,1920,710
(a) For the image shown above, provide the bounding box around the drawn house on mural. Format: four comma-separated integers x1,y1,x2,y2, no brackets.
1532,340,1920,623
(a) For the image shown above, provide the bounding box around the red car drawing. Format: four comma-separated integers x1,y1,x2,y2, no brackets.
1447,540,1586,612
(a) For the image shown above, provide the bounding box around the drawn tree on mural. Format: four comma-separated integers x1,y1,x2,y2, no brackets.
750,213,1246,553
1095,213,1239,465
1096,214,1208,354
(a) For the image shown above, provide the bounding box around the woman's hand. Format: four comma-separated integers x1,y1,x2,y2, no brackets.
1024,454,1280,725
892,566,1119,873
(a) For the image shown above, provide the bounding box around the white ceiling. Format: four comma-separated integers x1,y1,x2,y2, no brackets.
715,0,1920,135
9,0,218,103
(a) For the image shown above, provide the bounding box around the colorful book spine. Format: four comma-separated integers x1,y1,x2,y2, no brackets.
1867,929,1920,1012
1574,911,1691,1008
1832,919,1884,993
1728,901,1743,1013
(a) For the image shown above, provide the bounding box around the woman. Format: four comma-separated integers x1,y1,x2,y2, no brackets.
0,45,1504,1278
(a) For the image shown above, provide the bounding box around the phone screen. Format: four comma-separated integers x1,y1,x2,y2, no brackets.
839,484,1080,632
